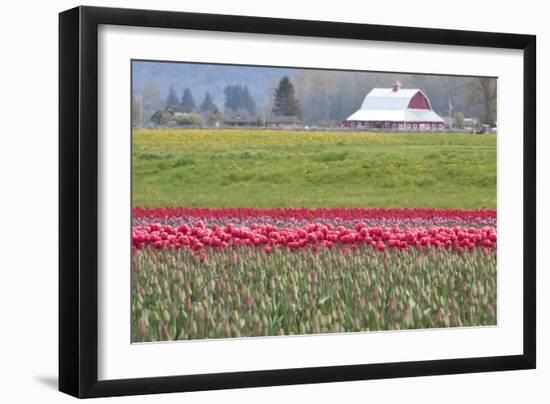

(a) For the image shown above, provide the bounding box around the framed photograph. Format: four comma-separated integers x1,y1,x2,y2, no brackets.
59,6,536,398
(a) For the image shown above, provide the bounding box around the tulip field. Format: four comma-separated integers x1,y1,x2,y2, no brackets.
131,130,497,342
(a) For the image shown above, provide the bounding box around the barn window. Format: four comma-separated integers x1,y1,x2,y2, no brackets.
406,123,411,129
412,124,418,129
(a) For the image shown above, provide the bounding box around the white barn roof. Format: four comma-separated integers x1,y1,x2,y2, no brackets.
346,87,444,123
346,108,444,122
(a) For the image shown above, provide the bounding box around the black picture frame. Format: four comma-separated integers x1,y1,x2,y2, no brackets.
59,5,536,398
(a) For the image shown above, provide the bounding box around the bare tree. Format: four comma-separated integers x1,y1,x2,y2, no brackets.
467,78,497,126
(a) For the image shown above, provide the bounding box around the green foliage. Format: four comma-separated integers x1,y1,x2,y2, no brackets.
137,151,166,160
272,76,303,119
311,150,349,162
149,110,171,126
132,129,497,209
131,246,497,341
206,111,222,126
224,84,256,115
166,85,179,106
174,113,204,126
180,88,196,112
199,92,218,114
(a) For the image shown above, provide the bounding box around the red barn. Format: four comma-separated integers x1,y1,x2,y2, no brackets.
342,81,444,131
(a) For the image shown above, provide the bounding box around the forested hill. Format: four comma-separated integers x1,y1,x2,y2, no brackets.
132,61,290,112
133,60,491,125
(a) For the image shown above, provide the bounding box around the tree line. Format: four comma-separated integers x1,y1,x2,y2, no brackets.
166,86,219,114
133,72,496,127
292,71,496,126
136,76,303,126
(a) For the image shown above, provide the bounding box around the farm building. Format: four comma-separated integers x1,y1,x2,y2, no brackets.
342,81,445,131
223,112,260,127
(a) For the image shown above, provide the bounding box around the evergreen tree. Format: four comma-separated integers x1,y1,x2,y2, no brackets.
224,84,256,115
223,85,237,112
199,92,218,114
166,85,179,106
241,86,256,115
272,76,302,119
180,88,196,112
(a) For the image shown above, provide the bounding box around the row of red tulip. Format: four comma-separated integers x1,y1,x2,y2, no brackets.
133,207,496,222
133,222,496,253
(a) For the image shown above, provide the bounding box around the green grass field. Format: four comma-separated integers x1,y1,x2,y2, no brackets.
132,129,496,209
